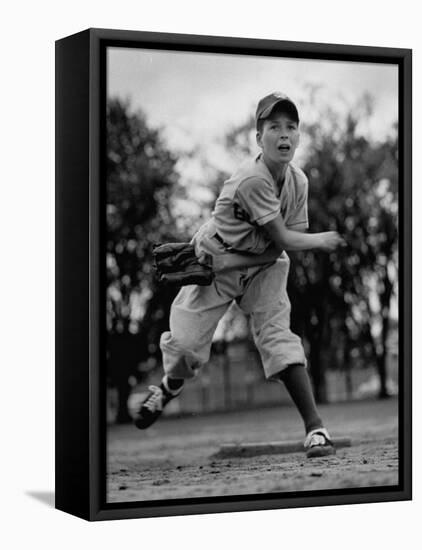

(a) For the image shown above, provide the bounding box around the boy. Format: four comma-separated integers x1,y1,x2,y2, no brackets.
134,92,344,458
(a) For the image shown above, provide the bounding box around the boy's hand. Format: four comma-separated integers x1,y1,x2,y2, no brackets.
318,231,346,252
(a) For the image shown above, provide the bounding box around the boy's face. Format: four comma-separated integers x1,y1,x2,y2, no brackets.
256,112,300,167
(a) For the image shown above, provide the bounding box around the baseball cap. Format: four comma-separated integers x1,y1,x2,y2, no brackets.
255,92,299,127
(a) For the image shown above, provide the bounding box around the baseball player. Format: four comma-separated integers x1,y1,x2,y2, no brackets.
135,92,344,458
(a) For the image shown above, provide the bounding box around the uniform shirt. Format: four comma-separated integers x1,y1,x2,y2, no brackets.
212,154,309,254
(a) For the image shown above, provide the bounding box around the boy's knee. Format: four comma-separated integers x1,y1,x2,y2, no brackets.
161,330,196,355
164,356,200,379
160,331,207,378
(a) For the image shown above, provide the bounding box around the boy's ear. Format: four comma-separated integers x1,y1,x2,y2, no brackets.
256,131,262,149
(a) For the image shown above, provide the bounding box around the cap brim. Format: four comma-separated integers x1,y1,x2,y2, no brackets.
258,99,299,122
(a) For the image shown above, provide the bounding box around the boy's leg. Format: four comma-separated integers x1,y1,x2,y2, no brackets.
240,258,334,456
165,375,185,391
135,220,245,429
279,365,335,457
134,282,233,429
278,363,322,434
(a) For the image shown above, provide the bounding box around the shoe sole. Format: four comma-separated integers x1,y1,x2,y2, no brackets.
134,418,157,430
133,410,162,430
306,446,336,458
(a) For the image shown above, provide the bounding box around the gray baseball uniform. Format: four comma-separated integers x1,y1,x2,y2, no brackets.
160,153,309,380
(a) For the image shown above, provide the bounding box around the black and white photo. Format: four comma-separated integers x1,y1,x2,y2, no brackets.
55,29,412,521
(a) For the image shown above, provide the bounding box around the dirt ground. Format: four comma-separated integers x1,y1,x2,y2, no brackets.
107,397,399,503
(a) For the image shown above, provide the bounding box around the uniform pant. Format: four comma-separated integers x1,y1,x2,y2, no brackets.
160,220,307,380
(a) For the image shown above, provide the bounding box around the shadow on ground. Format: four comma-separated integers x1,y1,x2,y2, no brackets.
26,491,55,508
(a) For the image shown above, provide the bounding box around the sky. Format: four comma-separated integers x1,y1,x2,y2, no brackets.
107,46,398,156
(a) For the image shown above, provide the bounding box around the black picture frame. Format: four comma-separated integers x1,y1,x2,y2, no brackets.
55,27,412,521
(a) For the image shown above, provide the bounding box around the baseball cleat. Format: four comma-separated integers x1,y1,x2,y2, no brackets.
304,428,336,458
134,378,182,430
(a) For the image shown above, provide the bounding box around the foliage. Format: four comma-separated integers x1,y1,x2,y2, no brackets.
106,98,182,337
106,99,183,419
297,105,398,400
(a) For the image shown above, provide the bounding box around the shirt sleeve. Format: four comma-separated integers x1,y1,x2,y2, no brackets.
286,178,309,230
235,177,280,226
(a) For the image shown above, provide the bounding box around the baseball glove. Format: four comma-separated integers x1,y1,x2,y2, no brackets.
153,242,214,286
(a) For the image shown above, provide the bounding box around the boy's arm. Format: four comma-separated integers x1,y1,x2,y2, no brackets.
263,213,344,252
209,219,344,274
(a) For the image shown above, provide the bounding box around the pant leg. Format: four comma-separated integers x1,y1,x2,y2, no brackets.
239,254,307,380
160,283,232,379
161,220,245,379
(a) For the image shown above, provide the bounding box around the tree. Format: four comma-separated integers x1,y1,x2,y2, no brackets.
297,108,398,400
106,98,182,421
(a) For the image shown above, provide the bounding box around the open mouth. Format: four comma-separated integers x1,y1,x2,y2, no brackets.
278,144,291,152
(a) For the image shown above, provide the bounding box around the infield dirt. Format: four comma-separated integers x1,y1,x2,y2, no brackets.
107,397,399,502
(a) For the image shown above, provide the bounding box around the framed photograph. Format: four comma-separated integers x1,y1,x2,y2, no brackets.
55,28,412,521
